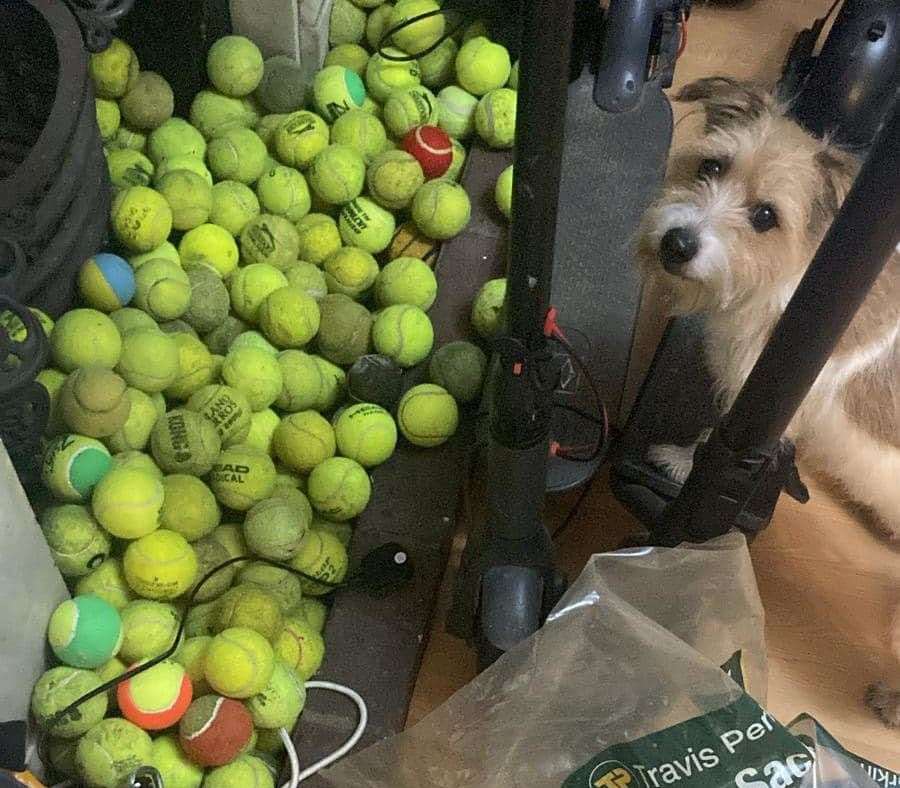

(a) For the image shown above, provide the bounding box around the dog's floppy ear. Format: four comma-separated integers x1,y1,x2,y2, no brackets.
675,77,776,131
812,144,860,227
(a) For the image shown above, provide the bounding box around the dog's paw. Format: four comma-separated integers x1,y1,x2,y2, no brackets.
647,443,695,484
866,682,900,727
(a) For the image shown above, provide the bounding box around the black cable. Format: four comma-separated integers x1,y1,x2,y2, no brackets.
554,401,604,425
377,8,468,60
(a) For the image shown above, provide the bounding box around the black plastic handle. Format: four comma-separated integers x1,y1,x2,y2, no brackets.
593,0,657,112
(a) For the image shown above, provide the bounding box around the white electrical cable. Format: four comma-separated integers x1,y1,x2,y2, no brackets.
280,680,369,787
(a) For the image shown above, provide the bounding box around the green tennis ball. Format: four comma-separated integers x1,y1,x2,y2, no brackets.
207,36,264,97
412,179,471,240
32,666,107,738
330,110,388,166
374,256,436,311
181,265,229,334
41,504,110,576
429,340,487,403
366,3,394,48
188,537,235,603
165,333,216,400
274,110,330,169
204,755,274,788
397,382,458,446
150,408,222,475
157,170,213,230
59,367,131,438
128,240,181,270
210,181,261,236
161,474,221,541
229,263,288,322
120,71,174,130
221,346,284,411
274,614,325,680
229,329,278,355
418,36,458,89
147,118,207,165
106,388,161,452
258,286,321,348
45,736,80,778
324,43,370,76
276,350,324,411
209,444,277,510
207,127,268,184
308,144,366,205
119,599,181,662
284,260,328,300
50,308,121,371
111,185,173,252
244,407,281,453
475,87,517,148
365,47,422,103
239,214,301,270
339,196,396,253
314,355,347,410
42,433,113,502
306,456,370,521
237,562,304,613
495,163,513,219
153,154,214,186
437,85,478,138
256,55,308,114
297,597,327,632
316,293,373,366
179,223,240,278
183,600,218,637
471,276,507,338
290,528,350,592
116,328,180,393
174,636,214,693
133,258,191,320
323,247,379,299
389,0,444,53
244,495,311,560
255,164,311,223
366,149,425,210
186,384,253,446
456,36,511,96
214,585,283,641
151,734,204,788
76,717,153,788
372,303,434,367
384,85,439,137
111,125,148,152
109,307,157,336
76,557,134,610
273,411,337,473
190,90,259,140
295,213,342,265
106,148,154,188
334,402,397,467
329,0,367,45
246,659,306,728
47,594,123,668
90,37,139,99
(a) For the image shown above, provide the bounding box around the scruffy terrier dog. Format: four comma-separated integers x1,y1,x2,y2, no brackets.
638,77,900,722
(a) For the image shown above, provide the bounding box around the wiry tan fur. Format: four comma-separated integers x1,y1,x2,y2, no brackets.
638,77,900,723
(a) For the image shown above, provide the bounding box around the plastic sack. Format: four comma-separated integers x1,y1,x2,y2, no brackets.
319,533,884,788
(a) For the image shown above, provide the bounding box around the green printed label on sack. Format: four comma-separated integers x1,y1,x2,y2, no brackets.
563,695,811,788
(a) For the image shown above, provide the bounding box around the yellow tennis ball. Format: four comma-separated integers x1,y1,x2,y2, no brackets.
210,181,261,236
120,71,174,130
411,178,471,239
50,308,122,371
372,303,434,367
276,350,324,411
284,260,328,300
221,346,284,411
274,110,330,169
239,214,301,269
367,150,425,211
190,89,259,140
207,127,268,184
76,717,153,788
446,137,467,182
290,528,350,593
187,384,253,446
255,164,311,223
150,409,222,476
366,3,395,48
188,536,235,603
389,0,444,53
157,170,213,230
273,411,337,473
316,293,373,366
471,276,507,338
109,307,156,336
329,0,367,45
338,196,396,253
106,388,161,452
306,456,370,521
209,444,277,510
365,47,422,103
323,247,379,300
475,87,517,148
92,467,165,538
112,449,164,480
174,636,213,692
324,43,370,76
76,558,135,610
134,258,191,320
204,755,273,788
165,333,216,401
246,659,306,728
40,504,111,577
32,666,108,738
244,495,311,560
106,149,155,191
308,144,366,206
207,35,264,98
330,109,388,165
397,382,459,446
335,402,397,467
437,85,478,138
160,474,221,541
128,240,181,270
89,37,139,99
60,367,132,438
120,599,181,662
229,329,278,356
384,85,439,137
124,529,198,599
147,117,207,165
242,408,279,454
37,367,67,435
495,163,513,219
151,733,205,788
313,65,368,123
204,627,276,698
153,156,213,189
295,213,342,265
418,36,458,89
116,327,180,393
111,125,148,152
256,112,289,150
237,562,304,613
274,615,325,680
179,223,240,278
297,597,327,632
374,255,437,309
258,286,321,348
455,36,511,96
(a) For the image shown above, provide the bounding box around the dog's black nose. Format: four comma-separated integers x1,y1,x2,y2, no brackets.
659,227,699,272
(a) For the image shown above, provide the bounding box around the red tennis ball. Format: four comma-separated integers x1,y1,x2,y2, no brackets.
178,695,254,767
117,659,193,730
402,125,452,180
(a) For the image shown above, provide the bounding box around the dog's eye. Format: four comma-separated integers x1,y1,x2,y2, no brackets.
698,159,724,179
750,203,779,233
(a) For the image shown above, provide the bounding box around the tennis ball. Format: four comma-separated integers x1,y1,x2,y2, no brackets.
313,515,354,547
256,55,308,114
244,408,281,453
429,340,487,403
221,347,284,411
365,47,422,103
51,308,122,371
189,536,235,603
325,43,370,76
205,626,276,697
255,164,311,223
284,260,328,300
244,495,311,561
346,353,403,410
45,736,80,778
60,367,131,438
384,86,439,137
165,333,216,401
366,150,424,211
76,558,134,610
32,668,106,742
179,223,240,278
118,659,193,731
154,154,214,186
276,350,323,411
123,528,198,599
174,636,213,693
446,138,467,182
330,0,367,45
412,179,471,239
205,755,274,788
207,36,264,97
106,388,161,452
151,734,204,788
227,266,286,324
274,615,325,680
116,328,180,394
41,505,110,577
397,382,458,446
203,315,248,356
256,113,288,150
389,0,444,53
372,304,434,367
106,148,154,188
209,444,277,510
76,717,153,788
150,408,222,475
334,402,397,467
0,305,52,345
42,433,113,501
471,276,507,338
508,59,519,89
178,694,254,766
240,214,301,270
306,456,370,521
230,330,278,355
90,37,139,99
147,118,207,165
308,144,366,206
495,163,513,219
184,600,218,637
37,367,67,435
108,308,155,337
330,111,387,167
187,384,252,446
456,36,511,96
120,71,174,130
290,528,350,593
207,127,268,184
418,36,458,88
129,240,181,269
374,255,436,309
237,563,303,613
323,247,379,299
157,170,213,230
437,85,478,138
133,258,191,320
272,411,337,474
387,220,439,264
47,594,122,669
299,597,328,632
210,181,261,236
316,293,373,366
366,4,395,49
274,111,329,169
258,286,321,348
361,94,382,118
180,266,229,334
338,196,396,253
313,355,347,410
111,125,148,152
313,66,367,126
91,466,164,538
112,449,164,478
475,87,517,148
402,123,452,179
190,90,259,140
160,474,221,541
295,213,342,265
246,659,306,728
121,599,181,663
